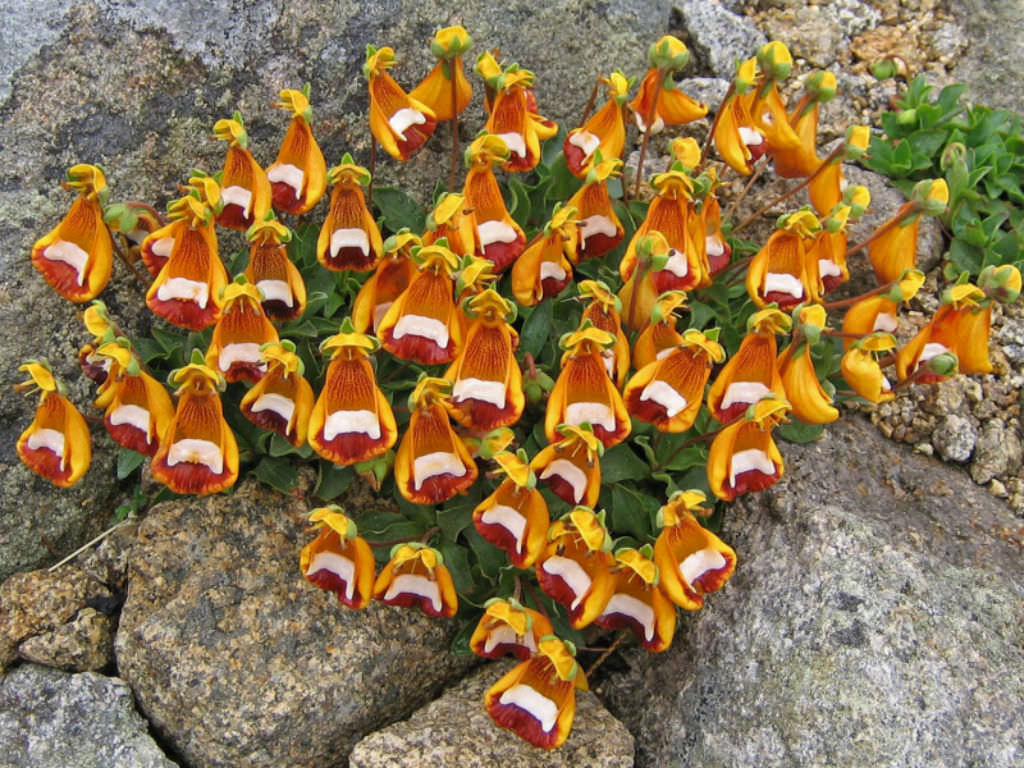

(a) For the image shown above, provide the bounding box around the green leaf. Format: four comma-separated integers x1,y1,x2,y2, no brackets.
373,186,426,232
116,448,146,480
437,501,476,540
314,463,354,501
520,301,554,359
465,527,507,579
252,456,298,493
605,484,659,542
601,443,650,483
438,537,475,594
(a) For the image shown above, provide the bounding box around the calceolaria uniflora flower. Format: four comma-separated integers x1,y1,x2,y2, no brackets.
15,360,92,487
23,31,1021,751
32,164,113,303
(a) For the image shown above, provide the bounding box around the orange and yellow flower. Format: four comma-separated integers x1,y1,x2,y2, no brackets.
373,543,458,618
462,135,526,271
151,355,238,496
470,598,554,660
351,231,420,334
896,283,992,383
91,340,173,457
308,322,397,466
530,424,604,508
746,209,820,309
628,36,707,134
244,217,307,322
486,634,587,749
536,507,615,629
578,280,630,388
444,289,524,431
564,72,630,177
595,547,677,652
317,156,382,272
365,46,438,161
15,360,92,488
32,164,113,302
478,59,556,172
473,451,549,569
776,306,838,425
378,243,463,365
707,307,790,423
770,70,836,179
408,26,474,123
867,179,949,285
394,377,478,505
423,193,481,259
146,191,228,331
625,328,726,432
620,170,703,293
205,280,280,383
510,204,578,307
300,506,376,610
267,88,328,215
653,491,736,609
240,341,314,447
841,334,897,404
707,397,790,501
567,157,625,263
546,326,630,448
631,290,688,370
213,116,271,231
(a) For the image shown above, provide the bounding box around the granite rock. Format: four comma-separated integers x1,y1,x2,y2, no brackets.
600,416,1024,768
0,663,178,768
953,0,1024,112
350,661,634,768
0,564,114,671
674,0,767,77
114,481,476,768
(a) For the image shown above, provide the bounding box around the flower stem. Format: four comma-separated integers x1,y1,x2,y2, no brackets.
125,200,167,226
579,74,602,126
632,69,665,200
106,224,150,288
585,631,628,678
449,73,459,193
822,280,895,310
732,144,844,234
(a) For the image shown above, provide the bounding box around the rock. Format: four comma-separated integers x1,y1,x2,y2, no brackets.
931,413,978,463
971,419,1023,485
114,481,475,768
350,661,634,768
0,564,114,671
17,607,114,671
953,0,1024,112
600,416,1024,768
0,663,178,768
674,0,768,77
757,6,846,68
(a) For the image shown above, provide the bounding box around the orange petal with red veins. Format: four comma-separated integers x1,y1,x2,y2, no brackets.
31,195,113,303
151,390,239,495
308,357,396,465
17,393,92,488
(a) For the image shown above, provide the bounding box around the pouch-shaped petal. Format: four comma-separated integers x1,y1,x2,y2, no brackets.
102,370,174,457
17,391,91,488
625,345,713,433
463,140,526,271
707,330,786,424
317,163,383,272
536,511,615,629
240,345,314,447
139,219,179,278
394,400,478,505
568,178,624,263
267,90,327,215
378,263,461,365
654,500,736,610
473,478,549,569
707,411,785,501
151,371,238,496
244,229,307,323
308,356,397,466
546,351,630,448
444,316,523,431
300,509,376,610
470,599,554,660
32,193,113,303
595,549,676,652
146,222,227,331
486,636,584,749
205,285,280,383
366,47,438,161
214,120,272,231
372,544,458,618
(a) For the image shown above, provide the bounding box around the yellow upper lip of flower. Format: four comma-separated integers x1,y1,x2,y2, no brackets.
170,361,225,392
615,548,658,585
537,635,580,683
749,307,792,334
493,451,532,487
680,329,726,362
260,342,303,373
410,376,452,407
17,361,58,393
309,506,357,539
467,288,512,320
66,164,107,197
320,328,380,356
221,281,264,306
568,506,610,552
484,600,530,635
213,118,247,147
